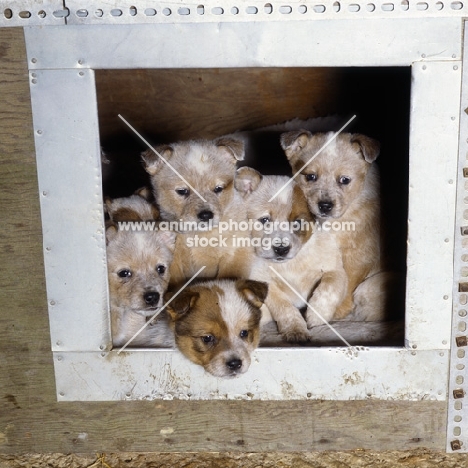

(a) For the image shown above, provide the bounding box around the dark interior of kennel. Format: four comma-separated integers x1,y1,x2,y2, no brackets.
96,67,410,346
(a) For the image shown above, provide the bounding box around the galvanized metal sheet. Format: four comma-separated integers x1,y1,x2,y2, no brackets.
29,69,111,352
447,23,468,453
54,348,448,401
60,0,468,25
24,18,461,70
0,0,66,27
405,61,461,351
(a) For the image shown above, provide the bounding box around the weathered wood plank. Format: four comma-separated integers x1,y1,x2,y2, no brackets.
0,27,446,455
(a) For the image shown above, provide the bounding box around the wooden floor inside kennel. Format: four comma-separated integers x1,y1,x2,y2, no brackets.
0,26,450,455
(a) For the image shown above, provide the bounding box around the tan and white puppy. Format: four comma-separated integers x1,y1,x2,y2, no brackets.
141,138,250,284
106,195,176,347
236,168,347,342
281,131,386,320
166,279,268,378
141,138,244,225
105,188,159,227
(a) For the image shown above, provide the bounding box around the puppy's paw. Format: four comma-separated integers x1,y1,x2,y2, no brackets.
281,326,310,343
305,306,334,329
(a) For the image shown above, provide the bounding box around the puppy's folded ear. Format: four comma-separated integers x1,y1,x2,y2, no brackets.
105,224,118,245
280,130,312,160
215,137,245,162
134,186,154,202
156,228,177,253
165,290,200,320
234,166,263,197
141,145,174,175
236,279,269,309
350,134,380,163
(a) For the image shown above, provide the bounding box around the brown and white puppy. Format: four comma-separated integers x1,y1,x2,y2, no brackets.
281,131,386,320
236,168,347,342
166,279,268,378
141,138,250,284
106,195,176,347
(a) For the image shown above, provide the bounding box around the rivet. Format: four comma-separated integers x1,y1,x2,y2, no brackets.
50,300,56,306
443,340,448,345
59,392,65,397
421,53,426,58
78,59,84,65
37,129,43,135
453,54,457,59
449,179,454,184
79,71,84,76
99,345,105,350
452,116,456,121
412,344,417,349
42,190,48,196
57,356,62,361
445,238,450,243
307,392,312,398
56,341,62,346
31,73,37,78
31,79,37,84
31,58,37,63
454,65,459,70
422,65,427,70
444,295,449,300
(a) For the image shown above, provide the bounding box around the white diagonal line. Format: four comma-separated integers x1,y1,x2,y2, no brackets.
268,266,352,348
117,266,206,353
268,115,357,202
118,114,207,202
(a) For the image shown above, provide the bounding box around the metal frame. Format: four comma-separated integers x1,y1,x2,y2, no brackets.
17,11,465,452
1,0,468,27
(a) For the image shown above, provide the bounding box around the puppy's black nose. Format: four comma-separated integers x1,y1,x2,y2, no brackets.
273,244,290,257
144,291,160,306
318,201,334,214
198,210,214,221
226,359,242,370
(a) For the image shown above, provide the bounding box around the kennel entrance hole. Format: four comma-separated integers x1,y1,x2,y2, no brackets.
96,66,410,347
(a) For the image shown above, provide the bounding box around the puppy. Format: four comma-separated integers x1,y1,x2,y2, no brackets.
281,131,399,320
166,279,268,378
141,138,250,284
281,131,387,320
105,187,159,226
235,167,347,342
141,137,244,225
105,195,176,347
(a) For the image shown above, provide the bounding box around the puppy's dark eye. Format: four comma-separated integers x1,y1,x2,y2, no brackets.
305,173,318,182
176,188,190,197
338,176,351,185
214,185,224,194
118,269,132,278
259,216,271,225
239,330,249,339
156,265,166,275
202,335,215,344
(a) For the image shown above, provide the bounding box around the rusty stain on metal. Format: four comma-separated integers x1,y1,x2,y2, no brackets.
461,226,468,236
451,439,462,450
459,283,468,292
453,389,465,399
463,167,468,178
456,336,468,347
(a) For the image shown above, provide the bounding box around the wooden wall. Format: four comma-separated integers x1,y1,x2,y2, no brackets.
0,26,448,455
